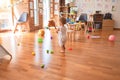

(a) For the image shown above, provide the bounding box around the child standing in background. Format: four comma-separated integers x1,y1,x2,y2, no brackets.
56,17,67,53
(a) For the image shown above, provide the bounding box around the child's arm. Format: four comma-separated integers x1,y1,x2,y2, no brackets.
56,28,60,33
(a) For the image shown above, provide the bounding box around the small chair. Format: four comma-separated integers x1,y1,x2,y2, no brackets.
85,21,94,33
66,24,75,41
14,12,29,33
78,13,87,23
76,13,87,30
66,23,81,41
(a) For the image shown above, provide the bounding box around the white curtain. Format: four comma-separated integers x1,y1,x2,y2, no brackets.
43,0,50,27
34,0,39,26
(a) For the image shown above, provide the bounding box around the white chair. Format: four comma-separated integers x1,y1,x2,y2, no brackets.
14,12,29,33
66,23,76,41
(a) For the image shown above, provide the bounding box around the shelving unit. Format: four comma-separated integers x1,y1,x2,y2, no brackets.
59,6,68,18
49,0,77,26
59,1,77,18
59,0,68,18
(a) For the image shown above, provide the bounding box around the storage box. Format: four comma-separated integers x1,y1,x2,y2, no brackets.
102,20,114,31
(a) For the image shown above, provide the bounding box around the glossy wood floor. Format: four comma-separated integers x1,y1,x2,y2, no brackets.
0,29,120,80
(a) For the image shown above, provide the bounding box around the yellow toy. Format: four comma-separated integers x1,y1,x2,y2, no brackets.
38,29,45,38
32,52,35,56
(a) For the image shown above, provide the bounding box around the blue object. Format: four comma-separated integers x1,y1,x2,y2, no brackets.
66,18,70,23
78,13,87,22
18,12,28,22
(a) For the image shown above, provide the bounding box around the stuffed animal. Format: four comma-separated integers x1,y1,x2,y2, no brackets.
48,20,56,29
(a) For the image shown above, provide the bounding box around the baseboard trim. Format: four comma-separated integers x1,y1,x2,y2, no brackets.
114,28,120,30
0,29,11,33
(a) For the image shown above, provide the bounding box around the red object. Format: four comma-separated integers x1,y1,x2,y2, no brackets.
108,35,116,41
68,48,72,50
89,27,92,31
87,35,90,39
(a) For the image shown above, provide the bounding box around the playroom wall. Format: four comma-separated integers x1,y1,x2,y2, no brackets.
74,0,120,29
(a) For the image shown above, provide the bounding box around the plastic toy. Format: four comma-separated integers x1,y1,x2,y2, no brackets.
38,29,45,37
32,52,35,56
38,38,43,43
41,64,45,68
50,50,54,54
17,43,20,46
108,35,116,41
68,48,72,50
46,50,49,54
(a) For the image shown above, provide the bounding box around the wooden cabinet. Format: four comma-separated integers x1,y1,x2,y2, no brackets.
102,20,114,31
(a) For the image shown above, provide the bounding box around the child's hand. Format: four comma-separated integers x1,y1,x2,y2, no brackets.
56,30,58,33
56,28,59,33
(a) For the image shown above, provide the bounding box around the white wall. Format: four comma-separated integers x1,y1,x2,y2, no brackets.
74,0,120,28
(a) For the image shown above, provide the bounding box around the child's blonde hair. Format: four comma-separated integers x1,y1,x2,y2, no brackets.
59,17,66,25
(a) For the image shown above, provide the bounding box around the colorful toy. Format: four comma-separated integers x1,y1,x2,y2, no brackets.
87,35,90,39
86,30,89,33
68,48,72,50
88,27,92,32
38,38,43,43
46,50,49,54
108,35,116,41
46,27,49,29
51,36,53,39
38,29,45,37
48,20,56,29
32,52,35,56
50,50,54,54
91,36,100,39
17,43,20,46
41,64,45,68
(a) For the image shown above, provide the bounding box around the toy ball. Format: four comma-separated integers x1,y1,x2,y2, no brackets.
46,50,49,54
87,35,90,39
68,48,72,50
108,35,116,41
41,64,45,68
50,50,54,54
38,29,45,37
17,43,20,46
32,52,35,56
51,36,53,39
38,38,43,43
46,27,49,29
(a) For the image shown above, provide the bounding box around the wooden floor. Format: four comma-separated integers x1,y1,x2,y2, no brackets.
0,29,120,80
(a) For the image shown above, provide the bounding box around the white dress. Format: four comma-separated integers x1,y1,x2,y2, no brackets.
58,25,67,47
